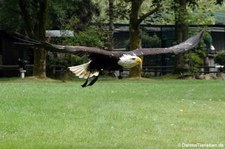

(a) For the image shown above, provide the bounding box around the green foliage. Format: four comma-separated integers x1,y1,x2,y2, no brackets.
216,0,224,4
48,0,100,30
203,32,213,48
63,27,105,48
142,32,161,48
183,31,212,74
93,0,225,25
48,54,88,67
187,9,215,25
0,0,22,31
215,50,225,65
70,55,89,65
0,0,100,32
214,12,225,25
1,0,225,32
184,50,204,73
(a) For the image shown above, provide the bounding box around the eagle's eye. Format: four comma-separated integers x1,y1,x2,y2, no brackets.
131,58,136,60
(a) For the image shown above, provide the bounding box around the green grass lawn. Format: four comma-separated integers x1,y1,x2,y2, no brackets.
0,78,224,149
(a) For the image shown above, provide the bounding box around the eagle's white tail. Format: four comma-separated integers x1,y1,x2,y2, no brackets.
68,61,99,79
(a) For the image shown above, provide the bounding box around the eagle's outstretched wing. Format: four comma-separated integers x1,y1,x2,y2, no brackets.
0,30,120,57
1,30,204,57
127,30,204,56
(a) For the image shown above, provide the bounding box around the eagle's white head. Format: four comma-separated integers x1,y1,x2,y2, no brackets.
117,54,142,68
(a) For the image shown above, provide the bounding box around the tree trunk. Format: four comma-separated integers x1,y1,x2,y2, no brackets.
33,48,47,78
107,0,114,51
129,24,142,77
18,0,48,78
128,0,161,77
175,0,188,42
129,0,143,78
33,0,48,78
174,0,188,74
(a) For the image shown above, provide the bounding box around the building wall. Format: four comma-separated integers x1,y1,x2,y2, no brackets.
0,55,2,65
0,35,20,77
113,25,225,51
212,31,225,51
0,36,2,65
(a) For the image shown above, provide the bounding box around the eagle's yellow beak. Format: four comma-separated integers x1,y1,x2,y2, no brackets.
135,57,142,65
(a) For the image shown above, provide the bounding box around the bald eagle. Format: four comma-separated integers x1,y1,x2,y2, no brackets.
6,30,204,87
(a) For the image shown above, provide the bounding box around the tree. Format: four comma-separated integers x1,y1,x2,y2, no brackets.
173,0,188,73
215,50,225,66
172,0,200,73
127,0,162,77
0,0,22,31
1,0,100,78
18,0,49,78
48,0,99,31
0,0,48,78
216,0,224,4
107,0,114,50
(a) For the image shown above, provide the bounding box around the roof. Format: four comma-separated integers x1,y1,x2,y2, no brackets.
45,30,74,37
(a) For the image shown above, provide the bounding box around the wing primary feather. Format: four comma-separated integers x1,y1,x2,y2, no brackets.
129,30,204,56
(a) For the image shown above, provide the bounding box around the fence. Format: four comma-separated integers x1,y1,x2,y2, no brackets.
0,64,223,78
0,65,33,77
142,65,174,77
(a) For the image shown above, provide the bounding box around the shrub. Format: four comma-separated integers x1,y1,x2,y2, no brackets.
142,32,161,48
215,50,225,65
184,50,204,73
63,27,105,48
